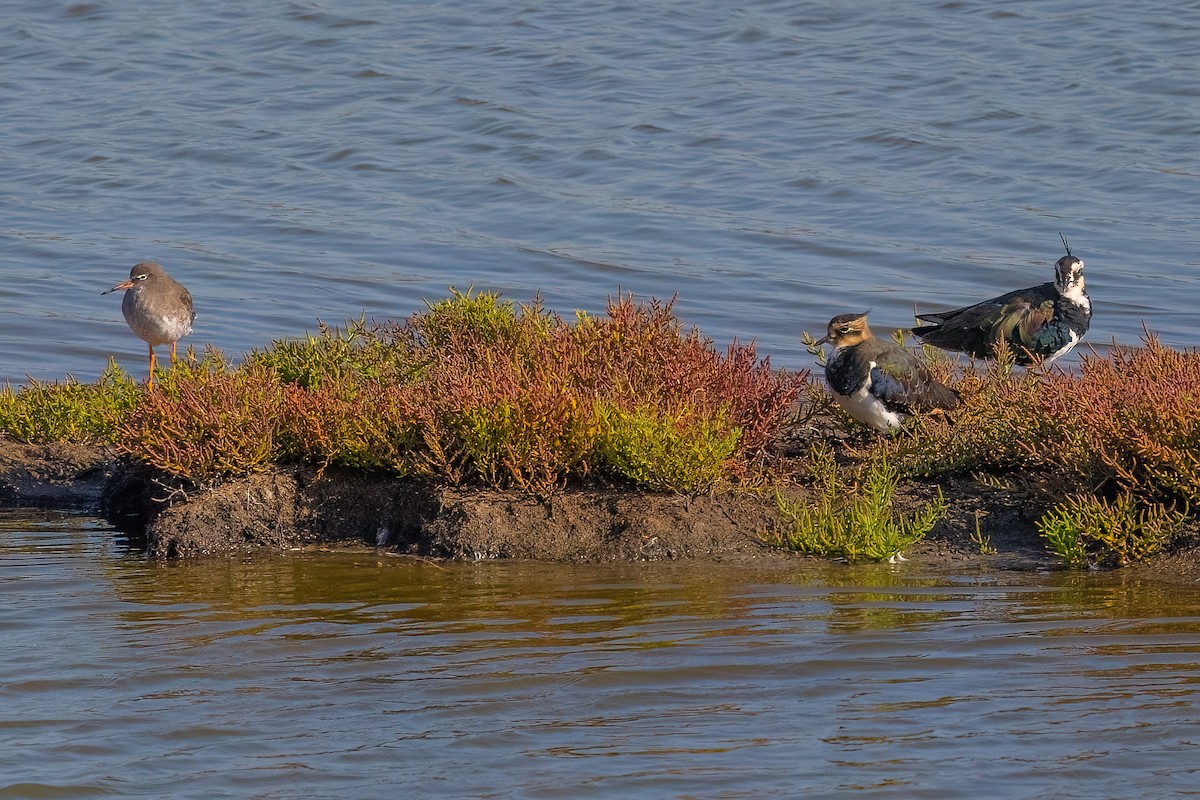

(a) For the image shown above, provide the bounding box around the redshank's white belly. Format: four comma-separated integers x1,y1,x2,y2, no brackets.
122,290,193,347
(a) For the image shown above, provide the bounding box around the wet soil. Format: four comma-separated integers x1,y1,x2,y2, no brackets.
4,430,1198,574
98,465,798,562
0,439,114,512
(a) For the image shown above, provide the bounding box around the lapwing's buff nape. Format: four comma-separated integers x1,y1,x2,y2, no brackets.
103,261,195,389
817,312,959,432
911,235,1091,366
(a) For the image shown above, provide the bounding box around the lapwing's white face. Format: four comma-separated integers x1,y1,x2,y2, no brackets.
1054,256,1086,304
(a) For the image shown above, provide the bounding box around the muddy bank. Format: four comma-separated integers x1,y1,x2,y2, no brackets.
1,433,1073,568
101,463,798,562
0,439,114,512
6,433,1199,575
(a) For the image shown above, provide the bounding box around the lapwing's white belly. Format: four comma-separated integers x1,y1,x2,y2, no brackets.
1042,330,1081,366
832,367,904,432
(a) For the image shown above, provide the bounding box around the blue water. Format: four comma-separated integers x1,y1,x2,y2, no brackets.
2,0,1198,385
2,513,1200,799
4,6,1200,794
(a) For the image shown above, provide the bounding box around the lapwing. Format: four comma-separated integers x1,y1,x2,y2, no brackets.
911,236,1090,365
817,312,959,432
103,261,195,389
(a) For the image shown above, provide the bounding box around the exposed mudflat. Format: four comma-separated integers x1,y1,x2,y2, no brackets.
100,463,803,562
0,439,114,512
4,431,1198,575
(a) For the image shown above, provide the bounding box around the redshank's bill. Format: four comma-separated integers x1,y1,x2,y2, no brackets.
102,261,195,388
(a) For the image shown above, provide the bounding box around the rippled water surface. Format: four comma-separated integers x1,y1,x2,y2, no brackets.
5,7,1200,792
2,0,1199,384
2,513,1199,798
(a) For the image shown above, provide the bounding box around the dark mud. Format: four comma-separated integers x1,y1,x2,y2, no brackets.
100,464,794,562
0,436,1041,568
4,431,1198,574
0,440,114,512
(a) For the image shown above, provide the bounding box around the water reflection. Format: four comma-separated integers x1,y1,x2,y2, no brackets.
2,514,1199,798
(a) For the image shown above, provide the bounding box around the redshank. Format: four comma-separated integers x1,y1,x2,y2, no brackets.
102,261,195,388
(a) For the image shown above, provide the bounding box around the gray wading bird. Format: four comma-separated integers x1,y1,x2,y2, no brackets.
103,261,195,388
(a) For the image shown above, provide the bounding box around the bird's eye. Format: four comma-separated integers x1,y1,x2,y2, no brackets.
135,273,148,281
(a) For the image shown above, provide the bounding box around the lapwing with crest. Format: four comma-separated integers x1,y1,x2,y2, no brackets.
817,312,959,432
910,235,1090,365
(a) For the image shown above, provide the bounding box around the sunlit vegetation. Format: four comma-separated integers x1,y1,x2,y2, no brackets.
0,360,139,444
119,358,285,482
767,443,946,563
883,341,1047,478
262,290,803,495
881,332,1200,567
1037,492,1187,569
0,291,805,497
5,294,1200,569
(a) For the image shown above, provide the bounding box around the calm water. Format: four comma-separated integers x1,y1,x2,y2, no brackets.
5,6,1200,796
0,512,1198,798
2,0,1199,385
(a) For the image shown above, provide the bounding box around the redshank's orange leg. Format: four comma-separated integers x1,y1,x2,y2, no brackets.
147,344,157,390
170,341,178,363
